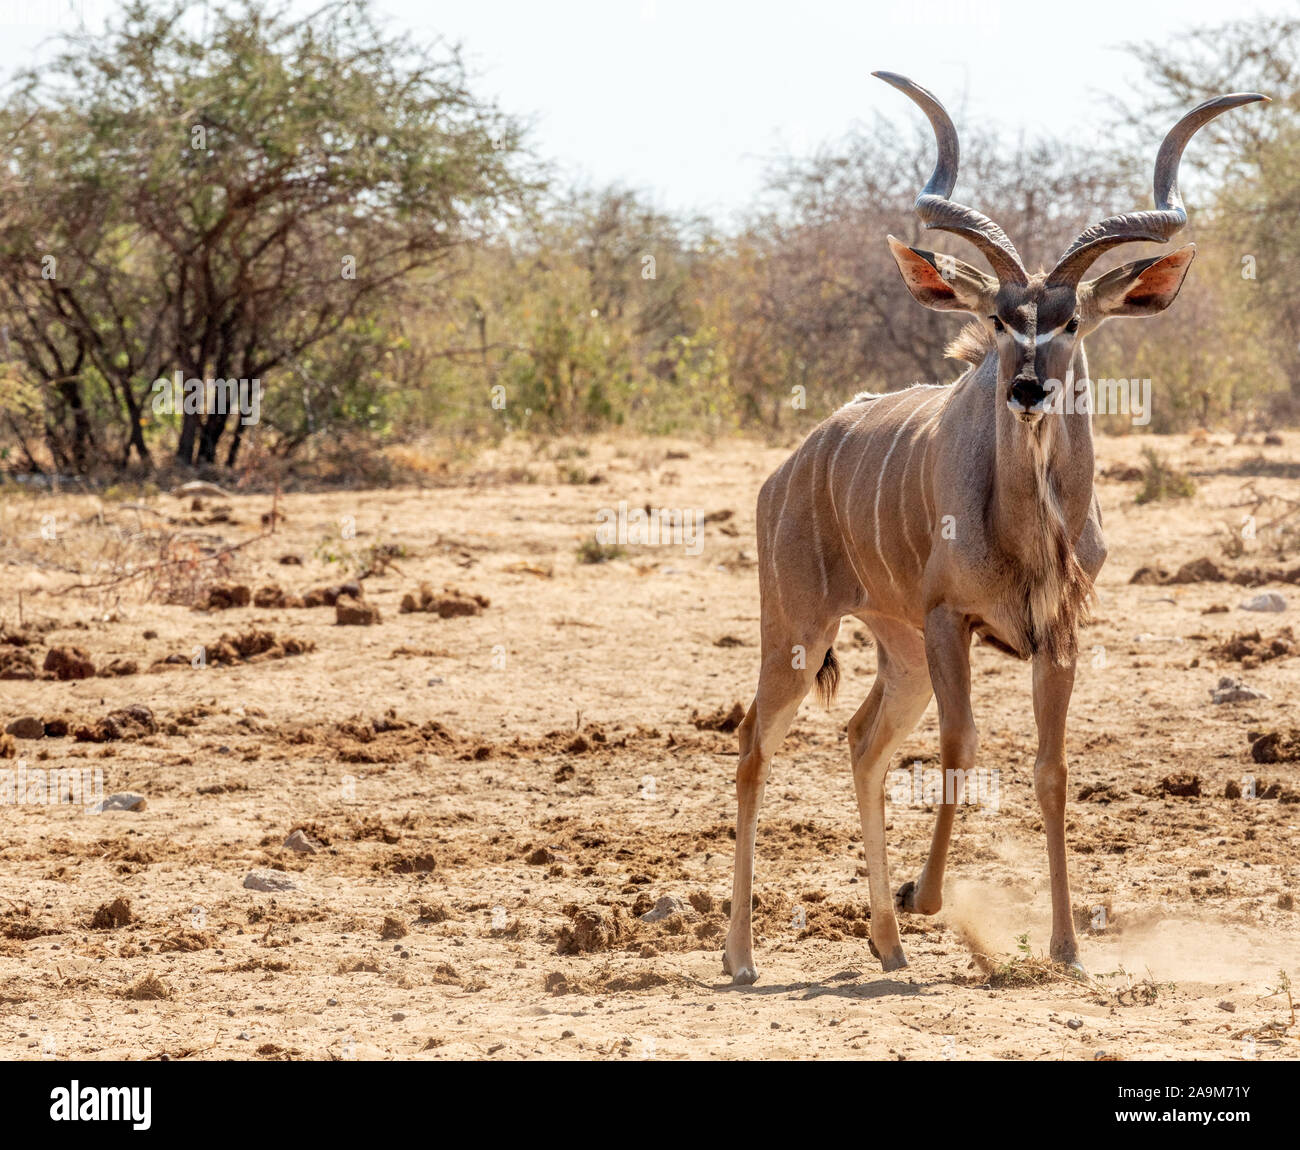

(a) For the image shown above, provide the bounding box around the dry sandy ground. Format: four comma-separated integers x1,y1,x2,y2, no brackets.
0,430,1297,1061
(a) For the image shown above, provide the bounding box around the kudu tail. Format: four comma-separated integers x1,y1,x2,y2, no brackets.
814,647,841,708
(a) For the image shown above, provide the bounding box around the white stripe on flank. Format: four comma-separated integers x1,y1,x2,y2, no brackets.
841,392,911,595
874,398,932,591
768,456,795,616
899,392,946,574
917,399,948,532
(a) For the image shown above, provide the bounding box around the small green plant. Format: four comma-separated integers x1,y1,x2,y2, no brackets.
1135,446,1196,505
576,539,624,564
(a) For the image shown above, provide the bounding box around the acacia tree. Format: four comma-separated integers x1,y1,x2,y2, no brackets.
1123,17,1299,409
0,0,527,469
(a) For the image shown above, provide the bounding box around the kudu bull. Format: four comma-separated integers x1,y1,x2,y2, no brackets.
724,73,1266,984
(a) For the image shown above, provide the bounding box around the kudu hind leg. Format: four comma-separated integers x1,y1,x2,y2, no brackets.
723,655,819,985
897,607,976,918
848,642,932,971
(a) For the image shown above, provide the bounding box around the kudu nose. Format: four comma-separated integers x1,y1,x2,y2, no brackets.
1008,374,1048,412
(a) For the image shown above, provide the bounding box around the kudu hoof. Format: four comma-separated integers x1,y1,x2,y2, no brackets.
867,936,908,972
722,949,758,986
896,880,940,915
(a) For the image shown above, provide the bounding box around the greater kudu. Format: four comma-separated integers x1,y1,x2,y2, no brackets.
724,73,1267,984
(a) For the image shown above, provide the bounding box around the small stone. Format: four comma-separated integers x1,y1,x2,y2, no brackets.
1066,1018,1083,1030
326,998,338,1006
6,716,45,739
561,1029,574,1039
1210,677,1269,704
1239,592,1286,613
639,895,685,923
91,792,147,813
1217,1000,1237,1012
391,1012,406,1022
243,869,297,892
282,829,318,853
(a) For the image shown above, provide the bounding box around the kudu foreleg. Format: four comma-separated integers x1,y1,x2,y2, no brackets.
1032,654,1081,966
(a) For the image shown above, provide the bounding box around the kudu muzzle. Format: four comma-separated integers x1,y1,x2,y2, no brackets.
1007,373,1049,422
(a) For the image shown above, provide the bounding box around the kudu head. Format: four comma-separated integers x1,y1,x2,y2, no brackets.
875,72,1267,425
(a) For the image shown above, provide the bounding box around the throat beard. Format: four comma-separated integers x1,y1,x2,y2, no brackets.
1015,417,1094,664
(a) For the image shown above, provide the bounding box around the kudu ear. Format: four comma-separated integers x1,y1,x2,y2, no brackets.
1084,244,1197,322
886,235,997,314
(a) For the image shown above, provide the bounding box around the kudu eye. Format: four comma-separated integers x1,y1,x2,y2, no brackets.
990,315,1005,333
1065,316,1080,334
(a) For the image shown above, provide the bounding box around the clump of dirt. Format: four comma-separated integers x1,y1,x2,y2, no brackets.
1078,782,1127,803
1229,564,1300,587
43,646,96,680
90,897,134,929
692,701,745,732
201,629,316,666
1,908,60,940
1130,557,1300,587
389,854,437,874
205,583,251,609
253,585,306,609
0,734,13,758
1209,628,1296,668
300,712,458,763
42,717,71,738
303,582,362,608
0,647,37,680
1158,773,1201,797
75,704,157,743
556,904,633,954
400,583,489,618
336,601,381,626
156,929,216,952
97,658,139,677
379,916,408,940
121,973,171,1000
543,967,681,995
1248,729,1300,765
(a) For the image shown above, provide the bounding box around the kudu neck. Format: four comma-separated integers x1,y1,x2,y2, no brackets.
989,345,1095,551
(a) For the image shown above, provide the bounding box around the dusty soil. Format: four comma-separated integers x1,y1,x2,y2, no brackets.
0,430,1297,1061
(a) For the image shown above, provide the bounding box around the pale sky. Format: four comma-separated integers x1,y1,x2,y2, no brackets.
0,0,1291,221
